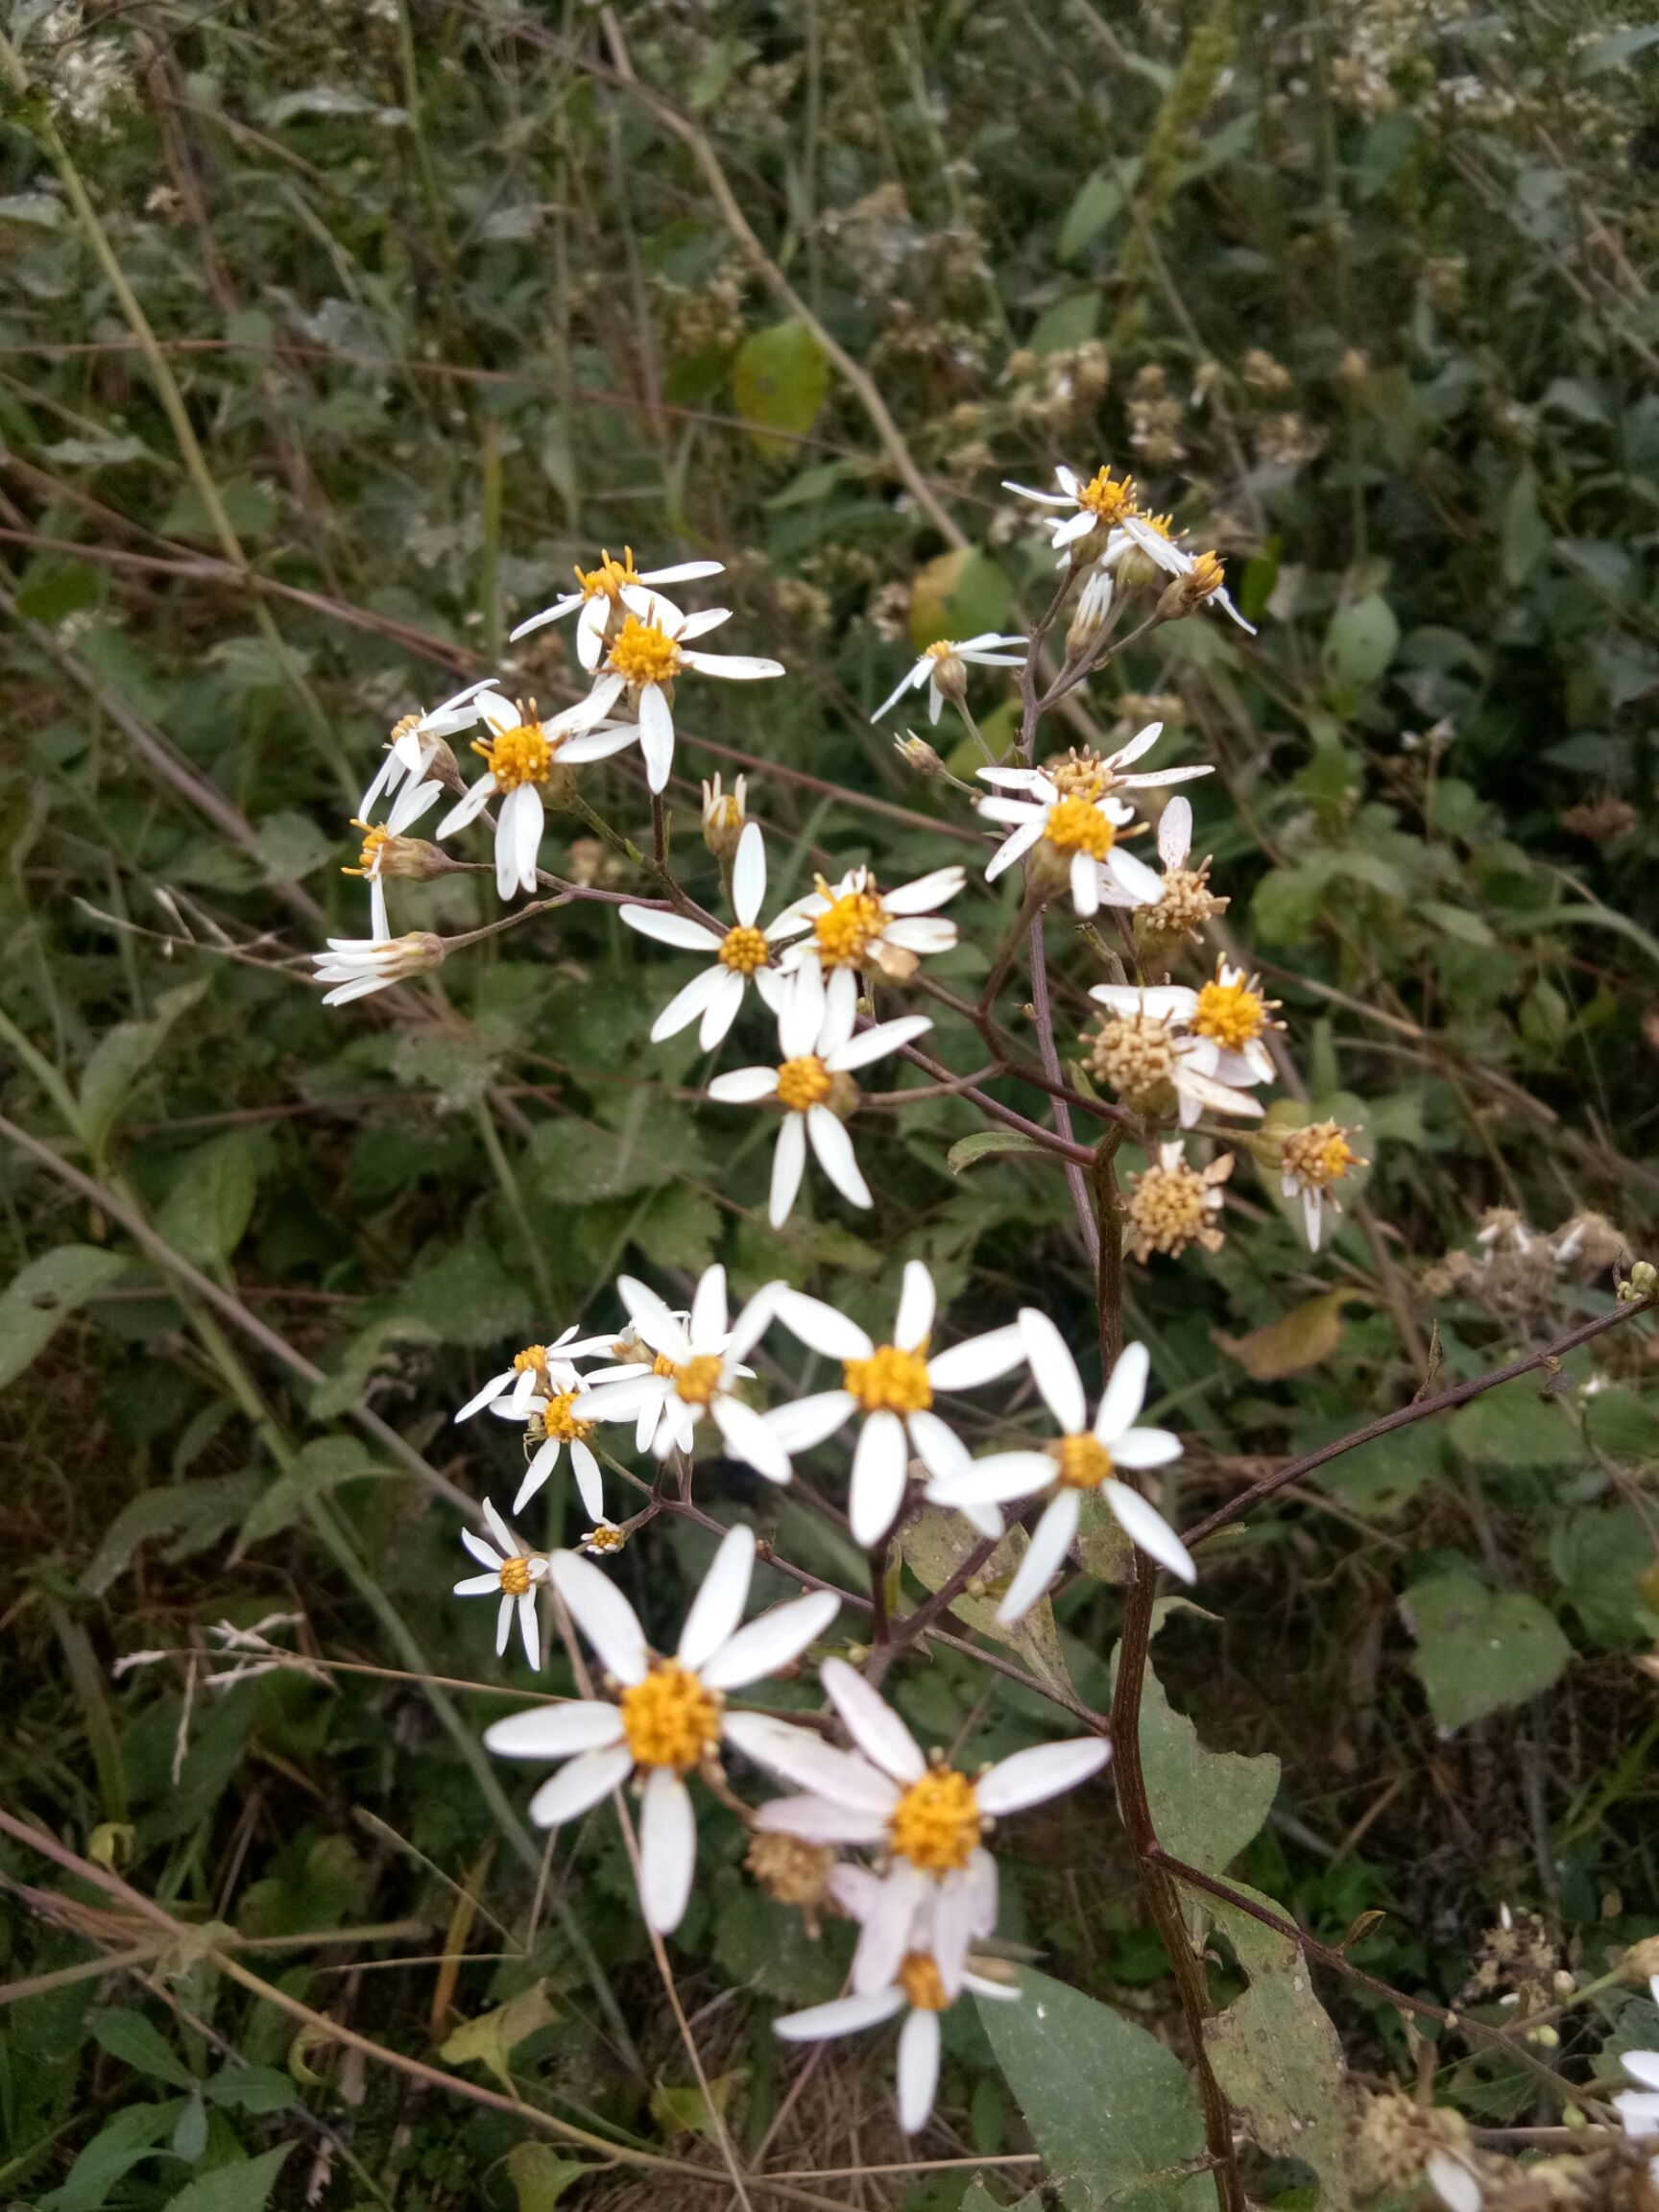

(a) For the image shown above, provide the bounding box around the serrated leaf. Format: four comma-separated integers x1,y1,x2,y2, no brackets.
1136,1657,1280,1877
901,1506,1070,1692
1401,1563,1572,1732
651,2069,742,2142
203,2065,295,2114
158,2143,292,2212
0,1245,129,1391
439,1982,560,2090
731,321,829,453
1447,1380,1582,1468
977,1967,1214,2211
92,2008,195,2088
400,1239,532,1348
946,1129,1053,1175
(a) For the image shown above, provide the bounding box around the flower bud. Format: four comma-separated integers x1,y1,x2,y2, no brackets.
894,733,945,778
701,772,748,860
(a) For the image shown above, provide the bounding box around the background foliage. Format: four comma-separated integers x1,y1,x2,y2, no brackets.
3,1,1658,2206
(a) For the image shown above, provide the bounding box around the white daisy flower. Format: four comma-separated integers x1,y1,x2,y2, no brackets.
870,635,1027,725
742,1658,1109,1986
576,1264,789,1481
561,591,784,796
770,864,966,987
761,1259,1030,1548
357,686,487,819
926,1325,1192,1623
484,1526,839,1933
706,961,931,1228
1002,462,1139,553
1277,1120,1367,1253
618,822,793,1049
343,751,447,943
977,771,1163,920
1096,512,1256,634
435,690,638,901
1614,1979,1659,2176
453,1328,614,1426
1089,959,1281,1124
312,930,445,1006
771,1863,1018,2136
508,547,725,670
976,721,1214,810
454,1500,549,1671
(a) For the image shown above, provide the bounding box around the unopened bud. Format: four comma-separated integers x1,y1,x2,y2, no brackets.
1068,567,1115,658
701,771,748,860
894,733,945,778
1619,1260,1658,1303
376,835,452,881
1156,550,1228,622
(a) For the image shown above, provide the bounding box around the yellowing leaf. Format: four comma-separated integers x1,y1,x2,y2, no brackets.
650,2069,744,2141
907,546,1012,651
438,1981,559,2089
901,1506,1070,1693
1215,1290,1358,1381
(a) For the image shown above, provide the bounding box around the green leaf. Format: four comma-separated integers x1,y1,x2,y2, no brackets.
160,477,278,544
1585,1387,1659,1460
80,1473,260,1598
977,1967,1214,2210
1056,163,1138,259
0,1245,129,1391
713,1876,848,2007
1028,293,1100,354
158,2143,292,2212
0,191,65,227
1448,1380,1582,1468
505,2145,590,2212
1196,1887,1358,2208
908,547,1012,651
946,1129,1054,1176
1550,1507,1659,1647
1136,1658,1280,1876
203,2066,295,2114
92,2008,195,2089
156,1133,261,1269
634,1183,721,1273
731,321,829,453
400,1239,533,1348
1322,594,1399,690
1501,467,1551,587
1576,22,1659,72
901,1506,1070,1693
236,1436,385,1551
38,2101,183,2212
439,1982,560,2090
170,2091,207,2164
529,1115,693,1203
1402,1563,1572,1731
78,983,207,1161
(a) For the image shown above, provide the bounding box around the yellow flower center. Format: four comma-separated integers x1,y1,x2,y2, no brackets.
573,546,640,603
1046,750,1110,802
607,613,682,687
777,1055,833,1114
479,721,555,792
1051,1432,1113,1491
898,1952,950,2011
514,1345,549,1381
533,1387,593,1444
812,887,889,970
842,1343,933,1416
619,1662,722,1771
889,1768,981,1873
1076,467,1137,522
1193,977,1266,1052
1140,510,1176,541
1187,550,1225,600
718,924,771,974
1282,1120,1364,1190
343,821,390,878
924,639,959,664
1044,794,1115,859
585,1522,626,1553
668,1353,725,1407
497,1555,533,1598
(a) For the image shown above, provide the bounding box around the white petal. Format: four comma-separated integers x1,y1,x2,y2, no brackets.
637,685,676,793
883,865,966,916
688,1262,728,1348
619,905,723,951
1427,2152,1482,2212
733,820,766,925
807,1106,871,1209
641,559,725,586
454,1572,504,1596
1109,1426,1183,1469
455,1370,514,1423
894,1262,937,1354
570,1440,606,1523
720,1713,898,1808
703,1589,840,1691
517,1591,542,1670
557,723,639,765
995,1490,1080,1625
693,967,745,1050
1019,1309,1087,1432
897,2008,941,2135
927,1452,1054,1508
769,1114,807,1228
550,1551,649,1684
774,1291,873,1362
774,1990,906,2043
754,1794,891,1845
871,661,927,722
617,1276,691,1359
881,916,957,955
514,1438,561,1514
708,1065,781,1104
681,650,784,681
710,1393,794,1485
984,818,1046,882
1094,1341,1151,1444
1104,847,1165,904
778,959,826,1059
826,1016,932,1073
677,1522,754,1670
766,1388,857,1453
977,1733,1111,1815
848,1409,910,1548
1623,2052,1659,2090
1105,1480,1196,1583
435,774,497,839
527,1741,636,1826
638,1767,697,1934
652,964,725,1044
728,1280,783,1362
822,1655,925,1784
926,1323,1026,1392
905,1407,971,1483
854,1861,929,1995
675,606,733,643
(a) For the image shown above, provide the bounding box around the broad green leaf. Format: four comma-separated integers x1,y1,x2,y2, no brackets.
0,191,65,227
1314,1423,1445,1516
901,1506,1070,1692
1501,467,1550,587
78,983,207,1161
1448,1381,1582,1468
92,2008,195,2089
961,2188,1042,2212
0,1245,129,1391
38,2101,183,2212
1585,1387,1659,1460
391,1028,502,1112
1136,1658,1279,1877
170,2091,206,2164
731,321,829,453
439,1981,560,2090
1029,292,1100,354
1549,1508,1659,1647
156,1133,261,1269
1322,594,1399,690
1402,1563,1571,1732
80,1473,260,1598
977,1967,1214,2211
1197,1887,1358,2208
159,2142,292,2212
203,2065,294,2114
650,2069,742,2141
236,1436,386,1552
947,1129,1054,1175
908,547,1012,651
308,1313,441,1420
713,1877,848,2007
1056,163,1138,259
400,1239,533,1348
505,2145,590,2212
